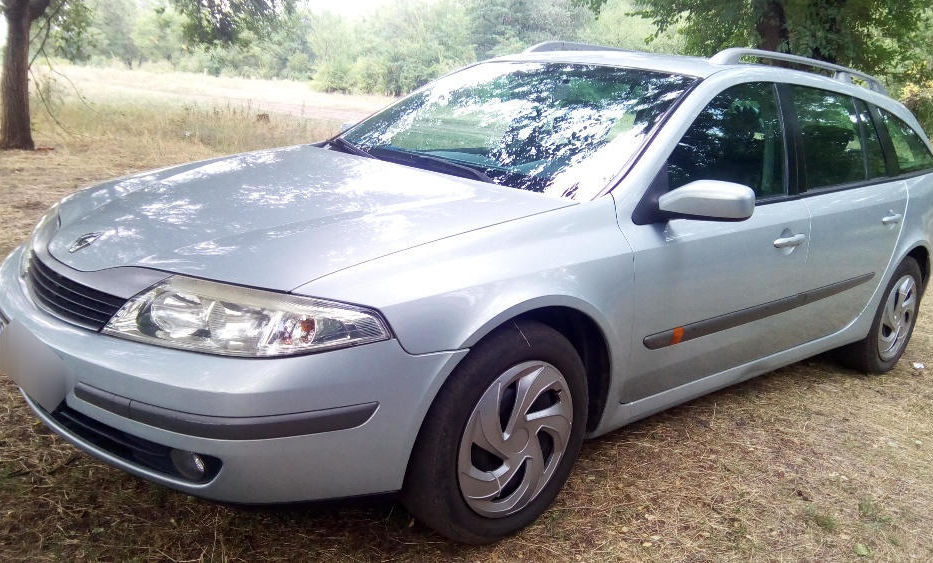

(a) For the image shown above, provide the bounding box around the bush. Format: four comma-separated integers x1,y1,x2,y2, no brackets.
285,52,313,80
175,50,210,74
348,57,387,94
901,82,933,137
313,58,355,93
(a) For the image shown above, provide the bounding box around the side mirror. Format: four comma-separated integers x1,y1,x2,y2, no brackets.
658,180,755,221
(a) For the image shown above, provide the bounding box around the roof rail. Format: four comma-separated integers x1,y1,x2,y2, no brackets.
524,41,628,53
710,48,887,95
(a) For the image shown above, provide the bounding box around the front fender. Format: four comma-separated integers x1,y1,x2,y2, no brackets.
294,197,633,357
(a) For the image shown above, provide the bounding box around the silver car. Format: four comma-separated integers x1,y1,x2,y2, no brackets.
2,42,932,543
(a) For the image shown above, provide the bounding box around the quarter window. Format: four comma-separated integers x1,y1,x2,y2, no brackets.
878,109,933,174
791,85,864,189
667,82,786,199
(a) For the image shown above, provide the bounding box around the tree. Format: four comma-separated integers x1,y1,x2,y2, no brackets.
467,0,592,60
89,0,139,67
133,5,186,64
576,0,930,76
1,0,293,150
48,0,92,63
169,0,293,45
1,0,58,150
356,0,476,95
309,0,476,96
578,0,682,53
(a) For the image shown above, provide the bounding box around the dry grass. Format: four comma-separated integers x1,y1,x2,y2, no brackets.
36,63,394,124
2,93,933,562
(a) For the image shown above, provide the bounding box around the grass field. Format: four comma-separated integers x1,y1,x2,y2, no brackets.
1,73,933,561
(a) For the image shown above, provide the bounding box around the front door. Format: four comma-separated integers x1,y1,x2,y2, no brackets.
621,81,814,402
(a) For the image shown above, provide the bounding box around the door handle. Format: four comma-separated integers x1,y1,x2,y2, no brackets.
882,213,903,225
773,233,807,248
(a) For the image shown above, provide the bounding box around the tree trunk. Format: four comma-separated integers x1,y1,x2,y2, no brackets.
755,0,788,52
1,2,35,150
1,0,53,150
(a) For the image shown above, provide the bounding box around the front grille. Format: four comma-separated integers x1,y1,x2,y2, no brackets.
26,253,125,330
52,403,221,483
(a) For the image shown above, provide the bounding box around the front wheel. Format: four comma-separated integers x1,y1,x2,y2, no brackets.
837,257,923,373
402,320,588,544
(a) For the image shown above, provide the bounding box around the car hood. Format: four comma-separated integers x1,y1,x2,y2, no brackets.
48,145,573,291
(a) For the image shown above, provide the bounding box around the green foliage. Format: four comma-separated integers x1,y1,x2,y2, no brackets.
899,82,933,137
46,0,94,63
284,52,311,80
168,0,294,45
89,0,140,66
466,0,593,60
578,0,681,53
304,0,592,95
781,0,930,77
577,0,932,79
897,12,933,84
309,0,476,95
33,0,933,103
133,5,186,63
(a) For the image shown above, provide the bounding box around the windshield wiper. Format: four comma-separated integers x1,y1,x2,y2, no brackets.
328,136,373,159
369,147,495,184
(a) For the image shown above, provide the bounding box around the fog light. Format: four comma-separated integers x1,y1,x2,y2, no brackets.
170,449,208,481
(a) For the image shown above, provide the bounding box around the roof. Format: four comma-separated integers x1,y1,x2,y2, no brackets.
494,50,721,80
496,42,891,99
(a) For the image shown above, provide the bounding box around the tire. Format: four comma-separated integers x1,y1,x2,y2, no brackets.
837,257,923,373
402,319,588,544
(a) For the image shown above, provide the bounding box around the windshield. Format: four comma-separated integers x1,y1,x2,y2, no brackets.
339,62,695,200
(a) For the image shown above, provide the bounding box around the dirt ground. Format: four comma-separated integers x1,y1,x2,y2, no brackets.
1,104,932,562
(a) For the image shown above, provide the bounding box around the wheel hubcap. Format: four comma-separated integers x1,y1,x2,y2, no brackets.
457,361,573,518
878,275,917,361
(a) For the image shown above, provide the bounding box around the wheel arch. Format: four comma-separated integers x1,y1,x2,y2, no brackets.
456,297,616,434
509,307,613,433
905,244,930,292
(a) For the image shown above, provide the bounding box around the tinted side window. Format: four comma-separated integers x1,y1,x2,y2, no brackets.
854,99,887,179
668,82,785,199
878,109,933,174
791,85,864,189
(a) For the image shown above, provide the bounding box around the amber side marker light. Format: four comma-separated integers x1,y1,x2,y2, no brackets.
670,326,685,346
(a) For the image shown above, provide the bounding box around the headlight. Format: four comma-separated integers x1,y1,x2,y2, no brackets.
20,202,60,278
103,276,391,357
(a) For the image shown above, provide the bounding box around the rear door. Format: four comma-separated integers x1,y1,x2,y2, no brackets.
788,85,908,338
622,82,813,402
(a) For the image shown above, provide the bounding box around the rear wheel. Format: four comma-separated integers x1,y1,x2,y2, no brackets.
402,320,587,544
837,258,922,373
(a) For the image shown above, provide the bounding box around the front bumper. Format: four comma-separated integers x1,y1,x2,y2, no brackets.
0,246,467,503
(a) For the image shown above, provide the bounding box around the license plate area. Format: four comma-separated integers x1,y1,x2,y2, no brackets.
0,320,69,411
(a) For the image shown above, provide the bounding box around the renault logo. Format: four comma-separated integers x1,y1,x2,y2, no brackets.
68,232,103,253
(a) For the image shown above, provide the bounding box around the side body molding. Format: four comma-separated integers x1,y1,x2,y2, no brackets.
644,273,876,349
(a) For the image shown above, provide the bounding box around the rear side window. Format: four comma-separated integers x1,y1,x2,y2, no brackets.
878,109,933,174
667,82,785,199
853,99,887,179
791,85,864,189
